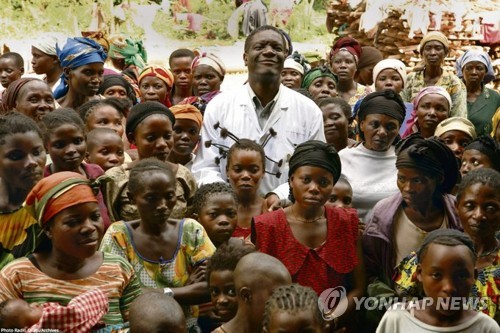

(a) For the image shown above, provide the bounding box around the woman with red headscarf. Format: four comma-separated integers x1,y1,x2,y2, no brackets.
138,65,174,108
0,171,142,330
329,37,372,106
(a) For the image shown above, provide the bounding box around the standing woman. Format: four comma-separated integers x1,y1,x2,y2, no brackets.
0,172,142,330
402,86,452,138
455,49,500,136
181,53,226,114
363,134,461,291
31,35,63,90
339,90,406,221
252,140,365,331
0,112,46,268
329,37,372,106
401,31,466,118
138,65,174,108
54,37,107,109
301,66,338,104
280,51,308,90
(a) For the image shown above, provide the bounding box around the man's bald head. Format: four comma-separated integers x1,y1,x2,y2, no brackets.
234,252,291,290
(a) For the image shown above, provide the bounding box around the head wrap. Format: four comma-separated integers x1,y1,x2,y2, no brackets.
279,29,293,56
54,37,107,99
108,35,147,69
455,49,495,84
81,31,110,53
32,34,63,56
97,74,136,101
25,172,98,227
301,66,338,90
170,104,203,128
330,37,362,65
413,86,452,111
126,101,175,142
491,108,500,138
358,90,406,124
419,31,449,53
288,140,341,183
357,47,383,70
283,58,304,75
372,59,408,88
0,78,41,113
434,117,477,139
396,133,460,193
138,65,174,89
463,135,500,172
191,53,226,78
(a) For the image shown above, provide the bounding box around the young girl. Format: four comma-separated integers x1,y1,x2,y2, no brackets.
192,183,238,248
325,175,353,209
104,101,197,222
168,104,202,170
252,140,365,332
378,229,498,332
0,112,46,268
262,284,329,333
460,135,500,176
77,97,128,138
40,108,111,229
206,243,255,324
100,158,215,332
85,128,125,171
226,139,265,239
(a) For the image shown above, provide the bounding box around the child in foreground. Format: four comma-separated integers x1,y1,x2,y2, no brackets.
0,289,108,332
377,229,499,332
262,284,330,333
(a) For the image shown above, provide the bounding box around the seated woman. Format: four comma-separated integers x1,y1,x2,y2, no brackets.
402,86,452,138
100,158,215,331
363,134,462,292
54,37,107,109
0,113,46,268
0,171,142,329
105,102,197,221
301,66,338,104
394,168,500,321
252,140,365,332
0,78,55,121
456,49,499,136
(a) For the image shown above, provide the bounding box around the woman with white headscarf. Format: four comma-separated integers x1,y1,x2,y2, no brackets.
455,49,500,136
31,35,63,90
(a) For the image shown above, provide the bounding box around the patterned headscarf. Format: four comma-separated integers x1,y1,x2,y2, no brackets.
81,30,110,54
25,172,99,227
301,66,337,90
492,108,500,138
108,35,147,70
330,37,362,65
455,49,495,84
191,53,226,78
54,37,107,99
32,34,63,56
138,66,174,107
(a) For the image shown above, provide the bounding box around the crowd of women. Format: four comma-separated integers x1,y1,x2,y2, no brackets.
0,24,498,332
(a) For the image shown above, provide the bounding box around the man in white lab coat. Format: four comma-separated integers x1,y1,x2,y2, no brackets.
192,25,325,195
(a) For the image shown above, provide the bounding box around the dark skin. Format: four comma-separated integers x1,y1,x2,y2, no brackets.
127,172,209,304
421,41,446,87
462,61,486,103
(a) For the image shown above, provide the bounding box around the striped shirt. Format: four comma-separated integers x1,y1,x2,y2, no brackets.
0,252,142,325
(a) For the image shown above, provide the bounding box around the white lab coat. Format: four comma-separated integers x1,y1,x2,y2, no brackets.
191,83,325,195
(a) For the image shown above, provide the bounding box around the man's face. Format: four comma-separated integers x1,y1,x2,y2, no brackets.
244,30,285,80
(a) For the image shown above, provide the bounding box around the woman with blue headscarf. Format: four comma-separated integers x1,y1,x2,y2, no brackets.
54,37,107,109
456,49,500,136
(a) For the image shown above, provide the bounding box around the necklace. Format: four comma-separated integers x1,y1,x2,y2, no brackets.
291,205,324,224
478,241,500,258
